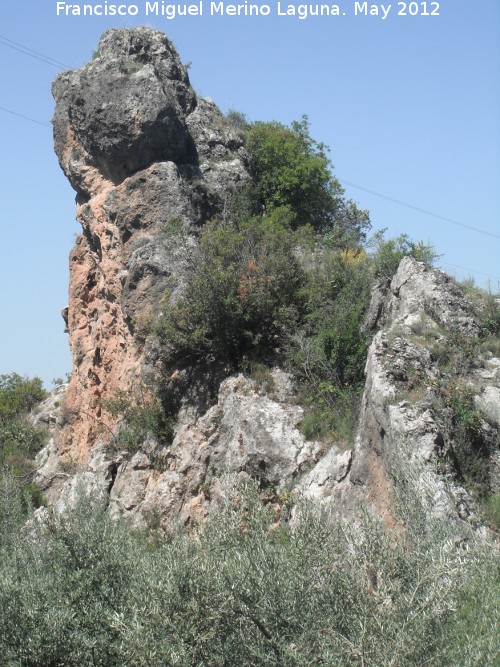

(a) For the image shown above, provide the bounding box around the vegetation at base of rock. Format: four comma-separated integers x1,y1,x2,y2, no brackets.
0,374,47,505
287,248,372,441
102,388,176,454
0,477,497,666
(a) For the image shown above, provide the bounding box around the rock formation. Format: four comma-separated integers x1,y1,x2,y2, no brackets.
51,28,250,460
348,258,499,528
35,28,499,532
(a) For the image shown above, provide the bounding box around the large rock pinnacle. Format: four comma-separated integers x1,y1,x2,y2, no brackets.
42,29,498,531
52,28,250,460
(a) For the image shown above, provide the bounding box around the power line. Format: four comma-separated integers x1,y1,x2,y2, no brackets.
0,34,69,69
340,178,500,240
0,33,497,242
0,105,51,128
439,260,500,283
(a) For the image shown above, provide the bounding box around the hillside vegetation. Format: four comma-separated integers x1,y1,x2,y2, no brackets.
1,112,499,666
153,116,436,444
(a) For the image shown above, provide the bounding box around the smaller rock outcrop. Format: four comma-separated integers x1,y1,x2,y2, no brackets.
347,258,499,528
37,370,334,527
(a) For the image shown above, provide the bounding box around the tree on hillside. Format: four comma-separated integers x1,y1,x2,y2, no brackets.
246,116,370,246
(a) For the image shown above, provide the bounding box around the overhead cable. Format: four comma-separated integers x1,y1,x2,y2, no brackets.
340,178,500,240
439,260,500,283
1,100,497,282
0,105,51,127
0,34,69,69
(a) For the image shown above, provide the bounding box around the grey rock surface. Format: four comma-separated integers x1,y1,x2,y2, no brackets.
35,257,500,531
53,28,195,188
349,258,498,529
37,370,324,527
475,386,500,426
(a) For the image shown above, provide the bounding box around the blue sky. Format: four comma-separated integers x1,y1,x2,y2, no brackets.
0,0,499,387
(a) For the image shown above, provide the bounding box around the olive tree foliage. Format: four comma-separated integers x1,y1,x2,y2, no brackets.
0,481,141,667
0,476,498,667
0,374,47,505
245,117,371,246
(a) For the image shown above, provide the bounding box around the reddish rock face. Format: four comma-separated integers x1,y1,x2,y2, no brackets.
62,182,141,460
53,27,250,460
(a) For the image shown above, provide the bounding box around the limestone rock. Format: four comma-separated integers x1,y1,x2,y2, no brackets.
349,258,497,529
383,257,480,336
53,28,195,189
299,446,352,499
475,386,500,426
52,27,251,462
37,370,325,528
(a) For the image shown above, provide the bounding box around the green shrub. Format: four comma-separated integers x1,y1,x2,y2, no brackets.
226,108,249,131
159,218,373,442
457,279,500,355
286,249,372,441
372,231,438,279
0,373,46,425
0,374,47,502
102,388,175,453
158,212,306,364
0,419,47,487
481,493,500,532
0,488,141,666
434,382,490,494
246,116,370,243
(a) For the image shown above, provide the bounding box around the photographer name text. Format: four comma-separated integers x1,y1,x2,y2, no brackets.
55,1,441,20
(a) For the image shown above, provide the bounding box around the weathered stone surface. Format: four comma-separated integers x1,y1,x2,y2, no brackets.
299,446,352,499
38,370,325,528
53,28,196,189
379,257,480,337
52,27,251,462
347,258,498,529
32,385,73,503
